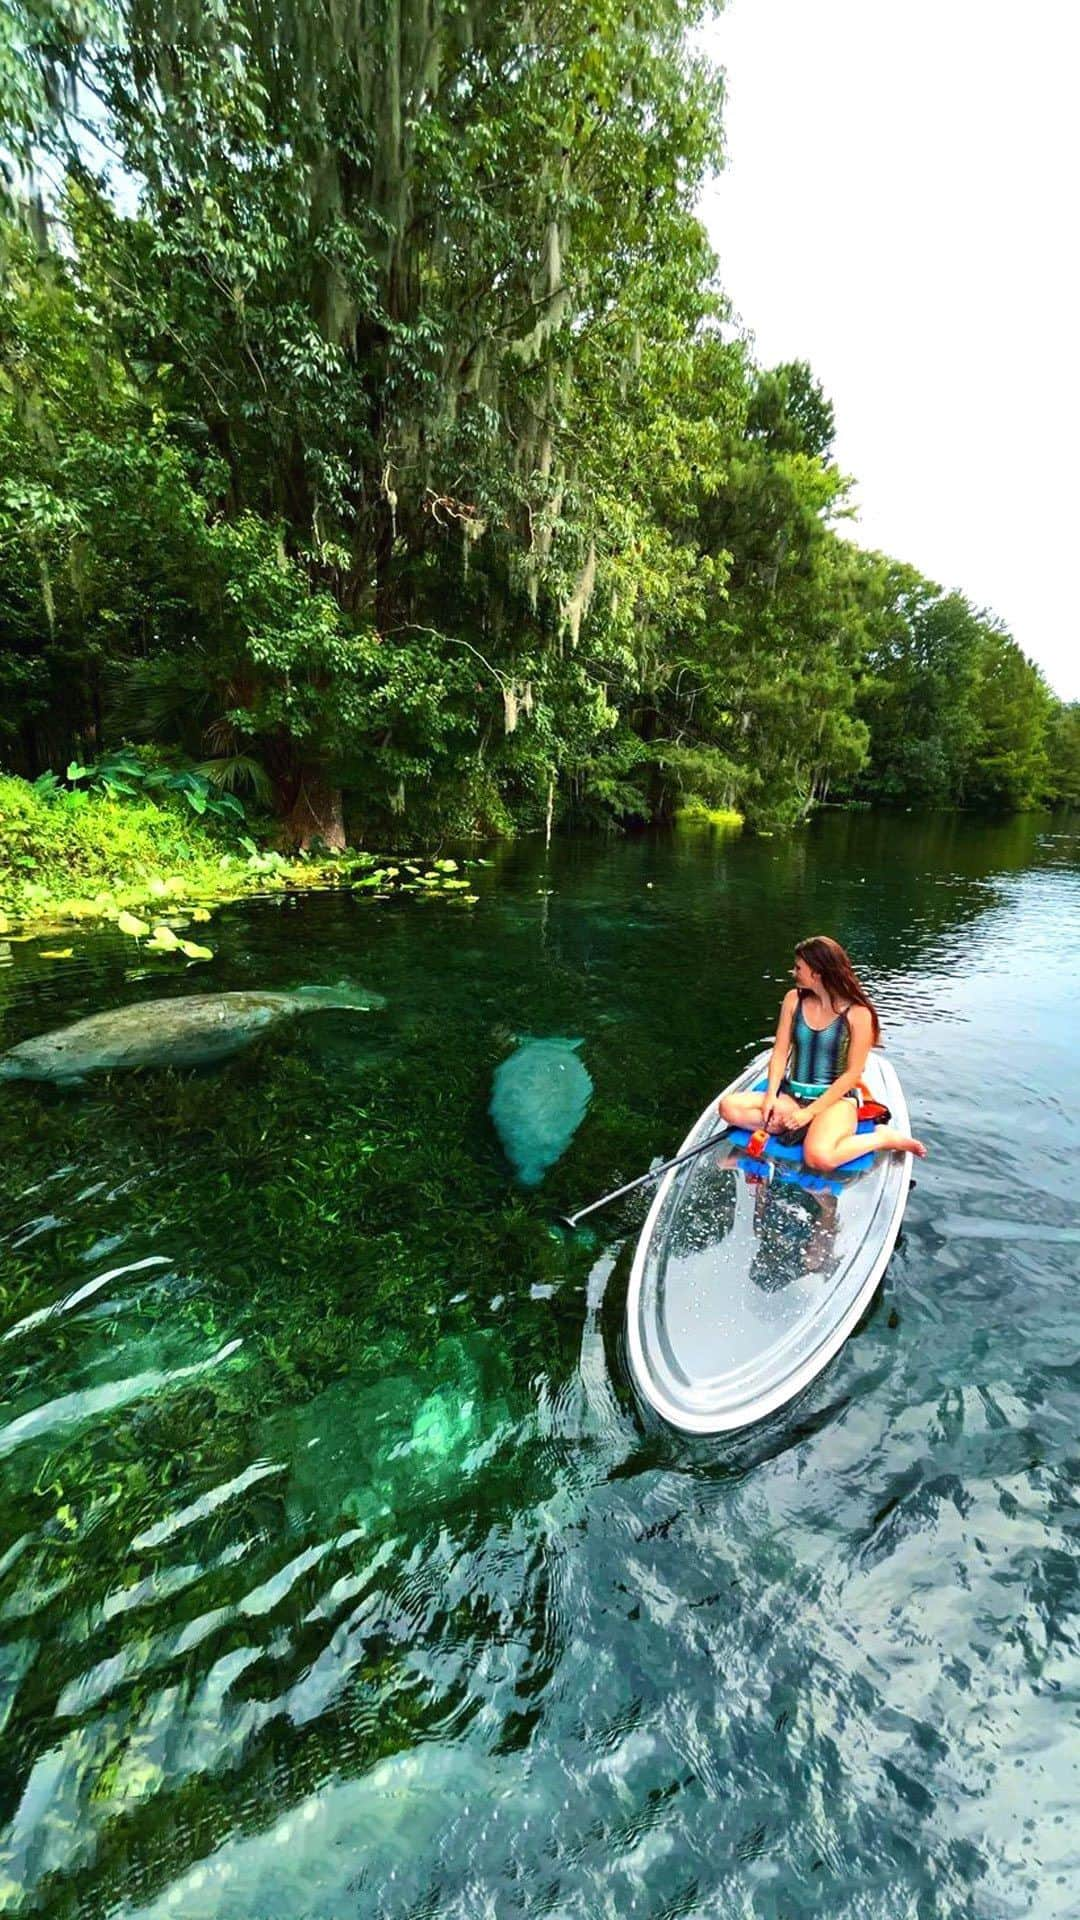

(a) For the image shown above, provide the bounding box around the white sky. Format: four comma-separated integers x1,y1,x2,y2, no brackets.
697,0,1079,701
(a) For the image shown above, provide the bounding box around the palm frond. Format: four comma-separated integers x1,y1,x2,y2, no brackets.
196,753,274,805
108,654,216,746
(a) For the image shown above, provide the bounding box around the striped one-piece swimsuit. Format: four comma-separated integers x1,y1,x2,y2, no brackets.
784,995,856,1102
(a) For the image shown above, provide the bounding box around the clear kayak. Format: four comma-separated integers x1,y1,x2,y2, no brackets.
625,1050,912,1434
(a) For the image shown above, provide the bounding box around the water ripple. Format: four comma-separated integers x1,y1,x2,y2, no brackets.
1,816,1079,1917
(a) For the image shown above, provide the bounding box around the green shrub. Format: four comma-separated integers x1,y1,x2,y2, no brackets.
0,773,238,917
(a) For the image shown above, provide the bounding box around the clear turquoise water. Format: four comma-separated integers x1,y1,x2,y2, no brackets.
1,811,1078,1918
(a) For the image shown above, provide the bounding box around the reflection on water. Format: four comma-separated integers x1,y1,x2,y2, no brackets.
0,810,1078,1918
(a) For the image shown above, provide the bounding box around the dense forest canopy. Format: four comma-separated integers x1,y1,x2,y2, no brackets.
1,0,1075,845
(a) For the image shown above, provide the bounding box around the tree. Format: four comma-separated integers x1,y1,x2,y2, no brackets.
0,2,1059,843
966,628,1052,810
852,569,984,805
1044,703,1080,809
13,0,732,837
745,359,836,463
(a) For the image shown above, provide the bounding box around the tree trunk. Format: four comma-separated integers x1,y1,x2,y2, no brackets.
374,496,396,630
19,718,40,780
281,770,346,851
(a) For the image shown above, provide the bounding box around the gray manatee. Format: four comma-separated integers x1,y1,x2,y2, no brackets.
489,1035,593,1186
0,985,385,1083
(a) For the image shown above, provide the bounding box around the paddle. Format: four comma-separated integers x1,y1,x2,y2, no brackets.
555,1122,731,1233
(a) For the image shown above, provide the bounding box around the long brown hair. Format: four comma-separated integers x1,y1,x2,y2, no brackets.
795,935,882,1044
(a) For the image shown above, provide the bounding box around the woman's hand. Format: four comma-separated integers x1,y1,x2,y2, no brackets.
761,1090,779,1130
768,1092,810,1132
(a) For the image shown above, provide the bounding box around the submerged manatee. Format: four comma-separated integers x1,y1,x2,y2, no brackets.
0,985,386,1083
489,1035,593,1186
264,1333,515,1537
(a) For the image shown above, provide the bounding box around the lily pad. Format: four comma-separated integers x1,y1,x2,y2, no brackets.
116,911,150,939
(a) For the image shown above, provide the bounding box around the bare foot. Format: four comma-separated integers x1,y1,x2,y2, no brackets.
883,1130,927,1158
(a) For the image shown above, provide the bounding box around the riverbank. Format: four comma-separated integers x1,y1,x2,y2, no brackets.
0,774,488,936
0,768,750,937
0,774,336,931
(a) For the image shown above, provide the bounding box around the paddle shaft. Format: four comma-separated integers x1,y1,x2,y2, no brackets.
562,1124,730,1229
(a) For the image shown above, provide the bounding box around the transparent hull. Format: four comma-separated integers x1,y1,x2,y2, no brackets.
626,1051,911,1433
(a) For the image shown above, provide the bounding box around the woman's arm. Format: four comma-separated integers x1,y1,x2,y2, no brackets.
798,1005,874,1120
762,991,798,1124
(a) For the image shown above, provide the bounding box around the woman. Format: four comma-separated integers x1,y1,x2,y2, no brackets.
719,935,926,1171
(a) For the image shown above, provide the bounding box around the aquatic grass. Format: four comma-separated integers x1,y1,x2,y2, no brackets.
0,996,590,1582
0,885,599,1915
4,817,1079,1916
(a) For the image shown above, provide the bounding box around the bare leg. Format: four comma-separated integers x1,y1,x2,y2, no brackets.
718,1091,765,1128
833,1125,927,1165
719,1090,804,1131
805,1106,927,1172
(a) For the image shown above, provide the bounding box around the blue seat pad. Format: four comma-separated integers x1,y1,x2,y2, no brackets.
726,1077,876,1176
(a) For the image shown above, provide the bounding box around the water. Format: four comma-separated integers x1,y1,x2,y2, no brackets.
1,811,1078,1918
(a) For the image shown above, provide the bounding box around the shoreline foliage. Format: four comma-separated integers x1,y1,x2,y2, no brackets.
0,759,495,926
1,0,1074,850
0,766,301,923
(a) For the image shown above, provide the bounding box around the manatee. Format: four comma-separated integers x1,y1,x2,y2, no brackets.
489,1035,593,1186
0,985,385,1083
262,1333,514,1536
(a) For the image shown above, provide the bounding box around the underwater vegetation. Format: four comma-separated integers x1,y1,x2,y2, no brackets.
0,954,591,1916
